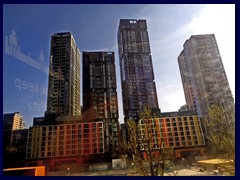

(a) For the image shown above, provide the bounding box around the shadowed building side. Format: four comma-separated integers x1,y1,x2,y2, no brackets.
82,51,120,157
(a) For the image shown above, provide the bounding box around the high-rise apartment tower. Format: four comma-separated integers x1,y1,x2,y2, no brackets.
3,112,26,146
83,51,119,154
117,19,160,122
47,32,81,117
178,34,234,119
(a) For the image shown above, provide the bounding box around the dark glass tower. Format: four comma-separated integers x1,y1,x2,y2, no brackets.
46,32,81,117
117,19,160,122
83,51,119,154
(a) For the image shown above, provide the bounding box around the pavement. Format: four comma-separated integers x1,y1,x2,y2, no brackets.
47,168,134,176
165,168,216,176
46,167,220,176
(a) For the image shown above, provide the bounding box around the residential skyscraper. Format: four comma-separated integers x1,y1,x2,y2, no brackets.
83,51,119,155
46,32,81,117
3,112,28,168
3,112,26,146
178,34,234,119
117,19,160,122
3,112,26,131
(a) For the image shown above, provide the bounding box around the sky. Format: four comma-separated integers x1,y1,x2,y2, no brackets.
3,4,235,126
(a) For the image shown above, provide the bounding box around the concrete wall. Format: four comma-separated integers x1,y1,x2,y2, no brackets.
89,163,109,172
112,158,126,170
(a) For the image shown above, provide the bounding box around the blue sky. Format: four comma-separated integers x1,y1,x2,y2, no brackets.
3,4,235,126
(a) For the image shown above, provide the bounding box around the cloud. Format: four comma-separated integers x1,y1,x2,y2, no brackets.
157,82,185,112
149,4,235,112
187,4,235,99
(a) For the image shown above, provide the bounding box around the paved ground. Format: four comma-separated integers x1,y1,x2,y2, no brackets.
47,168,133,176
46,167,219,176
165,168,215,176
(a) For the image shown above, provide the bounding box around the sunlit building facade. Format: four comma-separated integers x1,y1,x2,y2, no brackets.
138,111,205,158
3,112,28,168
178,34,234,119
26,122,104,170
117,19,160,122
3,112,26,146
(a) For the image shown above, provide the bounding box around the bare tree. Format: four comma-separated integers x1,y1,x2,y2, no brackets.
203,104,235,175
203,104,235,160
121,107,174,176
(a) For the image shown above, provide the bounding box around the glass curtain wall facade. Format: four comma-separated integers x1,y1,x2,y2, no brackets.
47,32,81,117
117,19,160,122
178,34,234,119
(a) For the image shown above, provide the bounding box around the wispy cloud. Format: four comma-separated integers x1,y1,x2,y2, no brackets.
148,4,235,111
157,82,185,112
187,4,235,98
